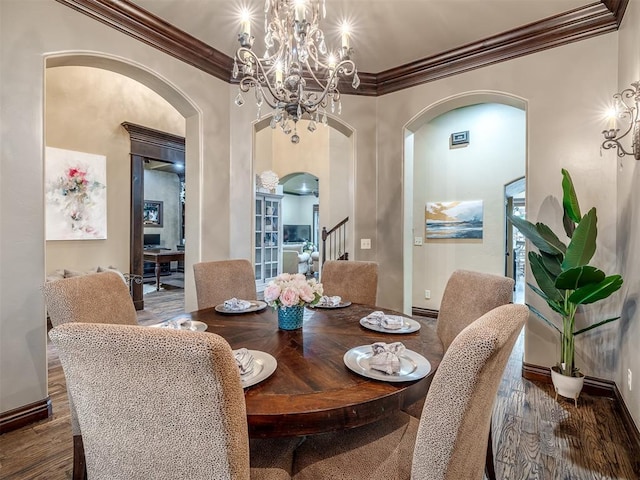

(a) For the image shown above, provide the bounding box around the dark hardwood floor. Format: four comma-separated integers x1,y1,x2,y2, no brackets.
1,291,638,479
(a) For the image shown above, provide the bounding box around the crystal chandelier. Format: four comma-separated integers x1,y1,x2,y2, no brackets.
233,0,360,144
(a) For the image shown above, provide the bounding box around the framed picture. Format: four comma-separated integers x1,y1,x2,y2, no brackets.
425,200,483,239
450,130,469,147
45,147,107,240
143,200,163,227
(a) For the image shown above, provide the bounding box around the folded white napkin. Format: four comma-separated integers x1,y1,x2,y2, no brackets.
223,298,252,311
369,342,405,375
362,311,404,330
319,295,342,306
161,318,189,329
233,348,255,376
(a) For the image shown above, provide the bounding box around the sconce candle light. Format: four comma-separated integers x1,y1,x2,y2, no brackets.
601,81,640,160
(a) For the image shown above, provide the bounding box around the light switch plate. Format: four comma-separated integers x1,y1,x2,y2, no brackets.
360,238,371,249
414,236,423,246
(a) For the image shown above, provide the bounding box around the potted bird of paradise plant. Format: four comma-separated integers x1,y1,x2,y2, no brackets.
508,169,623,404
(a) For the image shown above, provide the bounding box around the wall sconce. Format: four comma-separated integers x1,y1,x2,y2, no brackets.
601,81,640,160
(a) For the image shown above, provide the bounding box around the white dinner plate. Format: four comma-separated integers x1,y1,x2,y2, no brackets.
240,350,277,388
310,301,352,309
149,320,208,332
214,300,268,314
343,345,431,382
359,315,421,334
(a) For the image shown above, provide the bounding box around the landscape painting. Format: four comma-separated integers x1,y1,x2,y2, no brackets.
425,200,483,239
45,147,107,240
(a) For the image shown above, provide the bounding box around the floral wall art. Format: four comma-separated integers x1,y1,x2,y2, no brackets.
425,200,483,239
45,147,107,240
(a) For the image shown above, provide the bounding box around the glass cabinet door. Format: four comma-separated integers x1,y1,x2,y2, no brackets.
255,193,282,287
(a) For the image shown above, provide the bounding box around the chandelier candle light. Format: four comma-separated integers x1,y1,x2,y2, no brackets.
601,81,640,160
233,0,360,144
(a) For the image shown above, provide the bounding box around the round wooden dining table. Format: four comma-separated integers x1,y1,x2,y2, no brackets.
186,303,444,438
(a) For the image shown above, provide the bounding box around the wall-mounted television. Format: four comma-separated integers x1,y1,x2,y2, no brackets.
283,224,311,243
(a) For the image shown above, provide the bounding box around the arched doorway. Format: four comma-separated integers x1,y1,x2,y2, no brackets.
403,92,528,314
253,116,356,286
44,53,202,312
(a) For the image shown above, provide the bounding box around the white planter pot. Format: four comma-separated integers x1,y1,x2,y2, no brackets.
550,366,584,407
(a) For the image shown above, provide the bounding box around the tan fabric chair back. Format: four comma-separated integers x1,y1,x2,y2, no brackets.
42,271,138,437
320,260,378,305
193,259,257,310
412,304,528,480
49,323,251,480
437,269,514,352
43,271,137,327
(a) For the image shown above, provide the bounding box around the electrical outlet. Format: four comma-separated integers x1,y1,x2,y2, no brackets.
360,238,371,249
414,236,423,246
628,369,633,391
424,290,431,299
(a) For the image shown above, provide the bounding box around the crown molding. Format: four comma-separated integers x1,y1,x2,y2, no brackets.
55,0,627,97
54,0,233,81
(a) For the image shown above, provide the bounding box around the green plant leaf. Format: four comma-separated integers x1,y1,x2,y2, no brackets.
508,214,566,256
526,282,566,315
562,209,576,239
568,275,623,305
562,208,597,270
529,252,563,303
526,303,562,334
555,265,605,290
561,168,581,223
574,316,621,336
540,251,563,277
536,223,568,256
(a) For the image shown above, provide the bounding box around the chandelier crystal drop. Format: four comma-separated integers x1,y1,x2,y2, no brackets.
234,0,359,143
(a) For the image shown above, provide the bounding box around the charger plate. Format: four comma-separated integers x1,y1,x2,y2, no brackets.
215,300,268,314
359,315,421,334
241,350,277,388
343,345,431,382
150,320,207,332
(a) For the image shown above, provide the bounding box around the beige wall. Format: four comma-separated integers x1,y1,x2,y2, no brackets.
615,0,640,428
45,66,184,275
144,170,182,251
412,103,525,309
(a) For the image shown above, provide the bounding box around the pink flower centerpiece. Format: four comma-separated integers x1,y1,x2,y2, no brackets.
264,273,323,330
264,273,323,309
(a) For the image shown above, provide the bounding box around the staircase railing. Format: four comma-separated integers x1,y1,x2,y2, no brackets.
321,217,349,265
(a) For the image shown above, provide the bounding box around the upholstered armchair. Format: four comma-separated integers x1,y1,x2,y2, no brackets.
291,304,528,480
193,259,257,310
282,246,311,275
49,322,300,480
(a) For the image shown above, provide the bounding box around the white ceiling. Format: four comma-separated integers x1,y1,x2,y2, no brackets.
130,0,589,73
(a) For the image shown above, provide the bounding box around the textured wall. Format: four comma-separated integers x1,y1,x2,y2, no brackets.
615,0,640,429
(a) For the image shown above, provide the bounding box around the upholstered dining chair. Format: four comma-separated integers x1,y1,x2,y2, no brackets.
49,322,300,480
406,269,515,479
436,269,515,352
320,260,378,305
42,271,138,480
291,303,528,480
193,259,257,310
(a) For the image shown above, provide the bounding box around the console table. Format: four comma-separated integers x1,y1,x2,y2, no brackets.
142,251,185,291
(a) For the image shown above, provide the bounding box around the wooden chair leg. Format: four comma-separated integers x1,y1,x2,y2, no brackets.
73,435,87,480
485,421,497,480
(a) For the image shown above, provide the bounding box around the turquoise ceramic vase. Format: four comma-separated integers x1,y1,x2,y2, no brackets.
277,305,304,330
